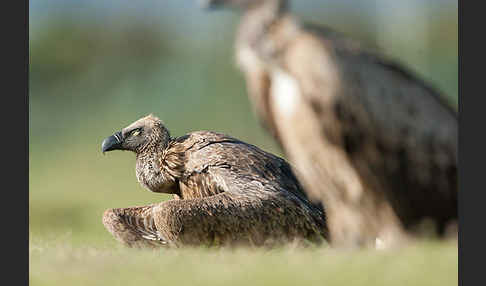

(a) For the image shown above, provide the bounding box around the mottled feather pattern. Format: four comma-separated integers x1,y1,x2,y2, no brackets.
180,132,325,213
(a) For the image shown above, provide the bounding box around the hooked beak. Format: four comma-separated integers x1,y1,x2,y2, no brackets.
101,131,123,154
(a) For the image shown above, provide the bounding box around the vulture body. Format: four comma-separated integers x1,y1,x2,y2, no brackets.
203,0,458,247
101,115,328,248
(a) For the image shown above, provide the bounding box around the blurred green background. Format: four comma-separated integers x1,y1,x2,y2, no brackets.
29,0,458,285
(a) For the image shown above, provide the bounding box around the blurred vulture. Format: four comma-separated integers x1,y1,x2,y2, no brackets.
202,0,458,247
101,115,328,248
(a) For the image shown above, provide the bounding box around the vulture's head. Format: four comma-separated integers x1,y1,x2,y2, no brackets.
101,114,171,154
199,0,285,11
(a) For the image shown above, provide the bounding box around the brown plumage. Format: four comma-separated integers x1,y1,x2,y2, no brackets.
202,0,458,248
101,114,328,248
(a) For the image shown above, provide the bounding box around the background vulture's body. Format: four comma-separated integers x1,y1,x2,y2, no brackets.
208,0,457,247
102,115,328,248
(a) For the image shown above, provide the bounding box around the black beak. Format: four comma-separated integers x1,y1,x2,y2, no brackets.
101,131,123,154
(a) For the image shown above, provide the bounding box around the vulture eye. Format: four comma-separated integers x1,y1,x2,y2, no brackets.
131,129,141,137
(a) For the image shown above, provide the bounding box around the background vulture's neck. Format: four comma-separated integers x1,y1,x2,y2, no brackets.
237,0,299,64
240,0,287,41
248,0,287,18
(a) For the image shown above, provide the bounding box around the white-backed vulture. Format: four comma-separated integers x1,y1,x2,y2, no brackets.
101,114,328,248
202,0,457,248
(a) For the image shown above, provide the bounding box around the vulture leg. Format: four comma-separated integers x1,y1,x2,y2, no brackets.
152,191,327,248
102,204,168,248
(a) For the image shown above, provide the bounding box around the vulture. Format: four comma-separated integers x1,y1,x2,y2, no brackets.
100,114,328,248
202,0,458,248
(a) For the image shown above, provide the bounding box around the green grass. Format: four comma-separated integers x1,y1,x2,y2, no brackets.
29,238,457,286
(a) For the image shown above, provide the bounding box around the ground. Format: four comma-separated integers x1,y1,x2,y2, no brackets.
29,237,457,286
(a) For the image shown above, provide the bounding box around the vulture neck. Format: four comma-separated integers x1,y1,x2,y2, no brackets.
136,134,171,166
239,0,287,43
237,0,299,66
135,137,182,194
135,141,164,179
247,0,287,19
